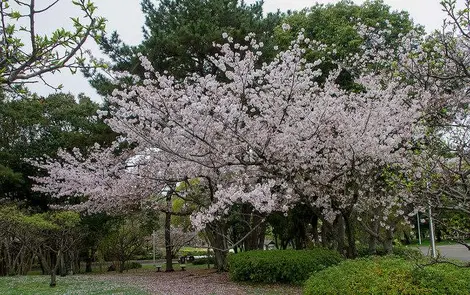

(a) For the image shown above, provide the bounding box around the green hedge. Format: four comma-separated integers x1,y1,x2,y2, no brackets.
304,257,470,295
229,249,343,284
356,245,424,260
192,257,215,265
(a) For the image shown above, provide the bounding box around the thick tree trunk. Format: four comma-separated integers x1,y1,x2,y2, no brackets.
59,252,66,277
213,247,228,271
320,222,330,248
0,245,6,276
333,215,345,255
85,256,92,273
343,213,357,258
205,221,229,272
39,258,46,275
50,271,57,287
37,249,55,286
383,227,394,254
119,259,126,273
49,251,59,287
18,247,31,275
310,215,320,245
4,241,11,276
85,247,96,273
403,231,411,245
256,222,267,250
368,220,379,255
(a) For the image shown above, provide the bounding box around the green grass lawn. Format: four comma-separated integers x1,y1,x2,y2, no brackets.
0,275,148,295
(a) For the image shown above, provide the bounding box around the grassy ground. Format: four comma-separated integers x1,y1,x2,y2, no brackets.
0,275,148,295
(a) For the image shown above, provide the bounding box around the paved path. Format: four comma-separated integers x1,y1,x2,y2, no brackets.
419,244,470,261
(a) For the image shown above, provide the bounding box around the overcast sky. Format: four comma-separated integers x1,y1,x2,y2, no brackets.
26,0,449,102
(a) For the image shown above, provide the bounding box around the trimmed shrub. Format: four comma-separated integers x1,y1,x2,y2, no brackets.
304,257,470,295
412,263,470,294
229,248,343,284
357,245,424,260
192,257,215,265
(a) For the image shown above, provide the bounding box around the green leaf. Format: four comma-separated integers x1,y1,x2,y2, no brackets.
10,11,21,20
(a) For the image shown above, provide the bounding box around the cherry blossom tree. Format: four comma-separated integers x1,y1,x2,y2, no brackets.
381,0,470,250
32,23,438,267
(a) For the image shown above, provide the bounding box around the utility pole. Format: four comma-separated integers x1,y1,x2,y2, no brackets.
428,204,437,258
427,181,437,258
417,212,422,245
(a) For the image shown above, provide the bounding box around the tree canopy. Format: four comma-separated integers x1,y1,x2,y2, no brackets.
88,0,283,95
0,93,113,210
0,0,106,95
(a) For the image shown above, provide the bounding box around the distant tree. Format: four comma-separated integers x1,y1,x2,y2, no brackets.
0,205,35,276
79,213,117,273
276,0,417,54
0,206,81,287
99,212,156,273
0,93,114,210
389,0,470,249
273,0,420,89
35,211,82,287
87,0,282,95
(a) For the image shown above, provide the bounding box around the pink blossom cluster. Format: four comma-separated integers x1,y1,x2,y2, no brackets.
32,26,439,230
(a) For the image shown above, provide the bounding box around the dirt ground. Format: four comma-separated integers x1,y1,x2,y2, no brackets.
93,268,302,295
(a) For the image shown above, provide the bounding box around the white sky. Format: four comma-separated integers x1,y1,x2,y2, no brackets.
24,0,448,102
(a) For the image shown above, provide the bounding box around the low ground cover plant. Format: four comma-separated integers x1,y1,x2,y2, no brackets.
0,275,147,295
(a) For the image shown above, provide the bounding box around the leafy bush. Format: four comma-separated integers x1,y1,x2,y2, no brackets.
357,245,424,260
304,257,470,295
412,263,470,294
192,257,215,265
229,248,343,284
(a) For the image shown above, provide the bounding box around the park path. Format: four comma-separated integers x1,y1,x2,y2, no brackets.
92,268,302,295
419,244,470,262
